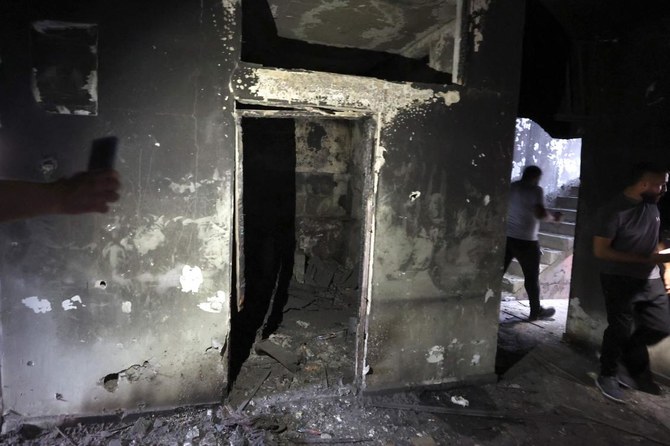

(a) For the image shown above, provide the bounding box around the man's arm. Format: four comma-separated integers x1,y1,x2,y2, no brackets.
593,236,670,264
0,170,120,223
658,241,670,292
533,204,562,222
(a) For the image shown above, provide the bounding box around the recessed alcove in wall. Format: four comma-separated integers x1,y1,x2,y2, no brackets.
229,109,376,391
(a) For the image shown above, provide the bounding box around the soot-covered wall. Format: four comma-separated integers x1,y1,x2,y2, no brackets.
233,0,526,390
0,0,238,421
295,118,366,277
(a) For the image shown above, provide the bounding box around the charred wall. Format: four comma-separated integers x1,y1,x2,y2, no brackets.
567,9,670,346
233,0,526,390
0,0,238,420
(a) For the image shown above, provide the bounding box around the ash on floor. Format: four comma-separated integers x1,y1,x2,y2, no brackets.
5,295,670,445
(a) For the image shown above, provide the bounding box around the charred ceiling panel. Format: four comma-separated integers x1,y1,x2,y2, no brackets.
0,0,238,423
268,0,457,54
265,0,461,76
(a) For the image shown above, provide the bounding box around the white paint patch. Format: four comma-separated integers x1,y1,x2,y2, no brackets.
180,265,204,293
374,146,387,173
436,90,461,106
83,70,98,103
169,181,198,194
296,320,310,328
484,288,494,303
426,345,445,364
62,295,83,311
22,296,52,314
451,395,470,407
409,191,421,201
220,0,239,15
121,301,132,313
470,0,491,52
471,353,481,366
483,195,491,206
198,290,227,313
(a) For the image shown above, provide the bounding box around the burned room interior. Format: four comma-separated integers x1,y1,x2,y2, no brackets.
2,0,670,444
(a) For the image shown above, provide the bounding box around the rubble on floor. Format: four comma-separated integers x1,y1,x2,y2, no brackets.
4,297,670,445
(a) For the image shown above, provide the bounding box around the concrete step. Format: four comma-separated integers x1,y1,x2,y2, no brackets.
541,247,565,264
540,220,575,236
555,196,579,210
547,207,577,223
506,259,549,277
502,273,524,293
539,232,574,251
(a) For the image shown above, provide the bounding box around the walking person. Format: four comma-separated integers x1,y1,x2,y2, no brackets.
593,162,670,403
504,165,562,320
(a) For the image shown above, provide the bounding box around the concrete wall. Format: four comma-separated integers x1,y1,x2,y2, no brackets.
295,119,355,267
0,0,527,419
0,0,238,422
567,10,670,370
233,0,526,391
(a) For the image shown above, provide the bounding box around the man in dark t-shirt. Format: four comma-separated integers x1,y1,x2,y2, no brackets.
593,163,670,403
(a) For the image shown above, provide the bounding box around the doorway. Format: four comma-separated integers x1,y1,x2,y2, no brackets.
497,117,582,375
229,112,375,401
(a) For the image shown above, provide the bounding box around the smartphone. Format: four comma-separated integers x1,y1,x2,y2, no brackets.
88,136,118,170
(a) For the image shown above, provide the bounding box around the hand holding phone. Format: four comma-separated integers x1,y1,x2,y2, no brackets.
88,136,118,170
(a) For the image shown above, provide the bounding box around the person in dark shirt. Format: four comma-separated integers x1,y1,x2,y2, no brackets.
593,162,670,403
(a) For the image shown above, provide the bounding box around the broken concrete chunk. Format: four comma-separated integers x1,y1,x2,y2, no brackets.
254,339,300,373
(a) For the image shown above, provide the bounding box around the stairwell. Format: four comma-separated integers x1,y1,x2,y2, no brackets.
502,184,579,299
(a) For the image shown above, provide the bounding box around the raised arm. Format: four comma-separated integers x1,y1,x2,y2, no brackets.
0,170,120,223
593,235,670,264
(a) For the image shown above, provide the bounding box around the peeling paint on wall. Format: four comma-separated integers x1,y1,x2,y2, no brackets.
62,295,83,311
435,90,460,106
470,353,481,366
198,291,227,313
426,345,445,364
240,68,461,126
220,0,239,16
133,218,167,256
22,296,52,314
180,265,204,293
469,0,490,52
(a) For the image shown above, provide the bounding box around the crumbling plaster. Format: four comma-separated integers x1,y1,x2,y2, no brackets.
234,0,525,388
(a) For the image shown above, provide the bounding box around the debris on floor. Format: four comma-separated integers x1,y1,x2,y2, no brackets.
5,297,670,445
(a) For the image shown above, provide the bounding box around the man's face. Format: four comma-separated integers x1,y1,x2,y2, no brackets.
641,172,669,203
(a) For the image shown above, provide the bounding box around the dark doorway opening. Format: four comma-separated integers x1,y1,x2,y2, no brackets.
228,114,373,400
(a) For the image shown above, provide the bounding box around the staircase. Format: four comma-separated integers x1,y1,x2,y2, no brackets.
502,184,579,297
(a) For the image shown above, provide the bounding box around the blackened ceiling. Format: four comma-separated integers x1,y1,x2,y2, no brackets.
241,0,452,84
